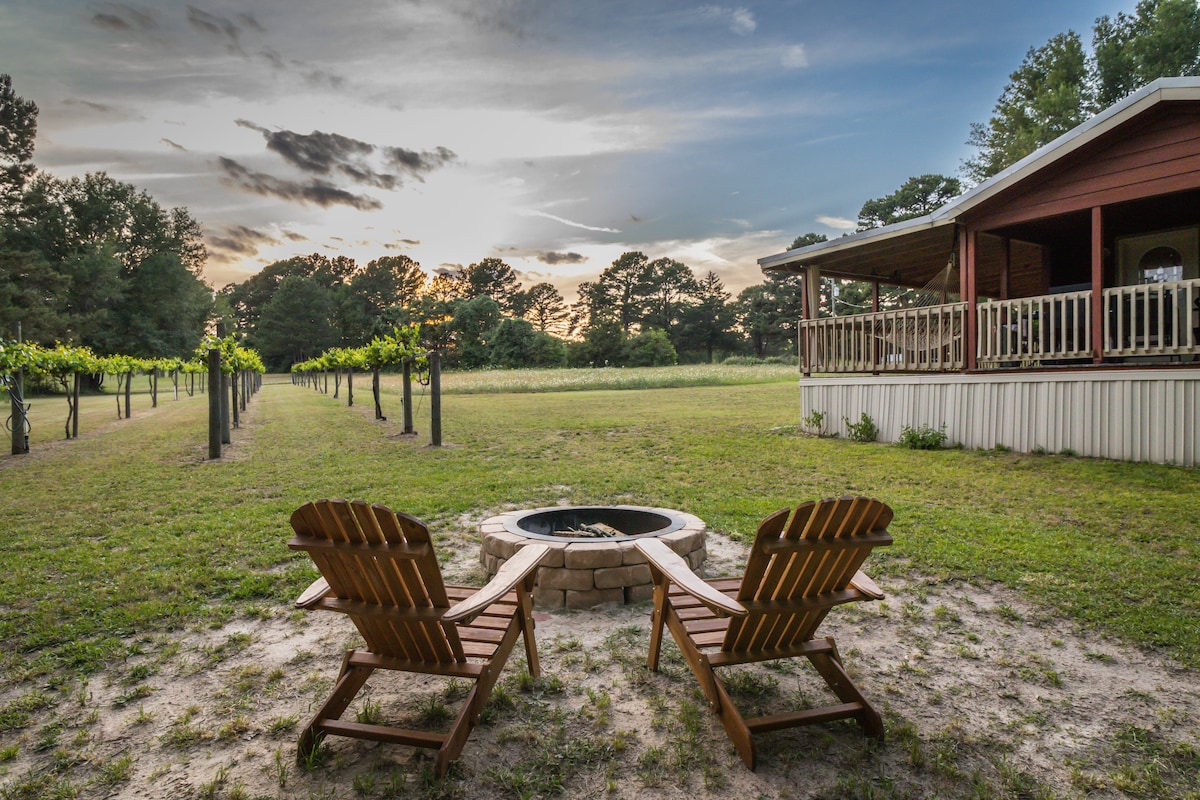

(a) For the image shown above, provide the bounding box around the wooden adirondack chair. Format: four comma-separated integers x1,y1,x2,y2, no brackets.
635,496,893,770
288,499,549,776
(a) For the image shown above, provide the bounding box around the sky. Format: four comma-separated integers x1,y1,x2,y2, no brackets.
0,0,1130,300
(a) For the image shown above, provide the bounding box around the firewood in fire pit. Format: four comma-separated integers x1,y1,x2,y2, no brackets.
551,522,623,538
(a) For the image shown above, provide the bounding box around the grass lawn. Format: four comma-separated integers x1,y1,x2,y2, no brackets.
1,365,1198,798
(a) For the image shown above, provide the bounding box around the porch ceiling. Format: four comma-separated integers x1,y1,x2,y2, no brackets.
759,219,956,289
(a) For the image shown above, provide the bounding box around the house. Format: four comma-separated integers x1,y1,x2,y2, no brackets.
758,77,1200,466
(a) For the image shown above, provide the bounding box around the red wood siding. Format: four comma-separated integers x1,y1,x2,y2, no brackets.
964,103,1200,231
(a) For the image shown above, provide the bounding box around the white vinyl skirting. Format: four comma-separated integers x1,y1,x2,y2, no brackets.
801,369,1199,466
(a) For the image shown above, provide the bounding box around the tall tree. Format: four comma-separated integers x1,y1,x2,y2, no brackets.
1094,0,1200,107
680,271,736,363
517,282,568,333
460,257,522,311
0,74,37,212
351,255,427,314
577,251,650,333
255,275,338,370
964,31,1092,182
857,174,962,229
640,257,700,340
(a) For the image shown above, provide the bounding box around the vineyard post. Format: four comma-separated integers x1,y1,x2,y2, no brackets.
430,351,441,447
123,369,132,419
10,322,27,455
230,370,239,429
207,346,221,459
402,359,413,434
217,323,231,445
71,372,80,439
347,370,353,407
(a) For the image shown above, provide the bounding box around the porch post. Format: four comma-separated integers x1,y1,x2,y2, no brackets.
1091,206,1104,364
1000,237,1010,300
963,229,978,371
801,266,818,377
871,280,880,374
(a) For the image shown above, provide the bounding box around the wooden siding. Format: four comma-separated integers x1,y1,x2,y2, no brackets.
801,369,1200,466
965,104,1200,230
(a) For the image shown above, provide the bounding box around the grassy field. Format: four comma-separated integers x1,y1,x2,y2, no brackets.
1,365,1198,798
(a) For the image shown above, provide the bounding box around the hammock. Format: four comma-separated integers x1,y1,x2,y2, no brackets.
873,258,963,352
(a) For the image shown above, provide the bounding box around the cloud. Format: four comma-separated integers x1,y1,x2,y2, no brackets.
527,210,621,233
186,5,245,50
700,6,756,36
782,44,808,69
383,239,421,250
816,214,857,230
63,98,117,114
161,138,187,151
536,251,587,265
89,4,157,33
216,157,383,210
207,224,279,256
236,120,456,190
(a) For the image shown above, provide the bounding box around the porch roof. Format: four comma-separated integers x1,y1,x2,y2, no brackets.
759,76,1200,286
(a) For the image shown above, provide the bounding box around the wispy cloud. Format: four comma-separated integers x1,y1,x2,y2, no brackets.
700,6,757,36
216,157,383,210
817,215,857,230
89,4,157,33
781,44,808,69
527,210,620,233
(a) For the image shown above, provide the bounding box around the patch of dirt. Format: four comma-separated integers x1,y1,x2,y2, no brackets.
2,533,1197,799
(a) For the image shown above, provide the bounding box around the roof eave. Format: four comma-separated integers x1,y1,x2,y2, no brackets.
758,215,954,271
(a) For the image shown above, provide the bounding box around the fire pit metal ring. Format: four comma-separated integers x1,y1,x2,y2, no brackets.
480,505,706,609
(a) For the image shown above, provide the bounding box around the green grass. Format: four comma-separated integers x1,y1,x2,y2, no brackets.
2,363,1200,693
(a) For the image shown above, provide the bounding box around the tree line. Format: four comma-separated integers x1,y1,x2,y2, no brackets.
0,77,213,366
222,250,810,372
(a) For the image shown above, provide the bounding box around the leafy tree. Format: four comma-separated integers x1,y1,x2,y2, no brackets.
857,175,962,229
579,251,650,333
640,258,700,345
965,31,1092,182
448,295,503,369
516,282,569,333
460,257,522,312
0,74,37,212
351,255,427,314
624,329,677,367
734,272,806,357
679,271,737,363
789,232,828,250
568,319,628,367
488,317,566,368
255,275,339,370
1094,0,1200,108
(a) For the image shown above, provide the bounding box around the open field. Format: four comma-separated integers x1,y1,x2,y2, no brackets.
1,366,1198,799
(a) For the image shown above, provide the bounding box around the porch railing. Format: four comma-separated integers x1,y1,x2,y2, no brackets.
799,303,967,373
799,278,1200,373
977,290,1093,366
1104,278,1200,357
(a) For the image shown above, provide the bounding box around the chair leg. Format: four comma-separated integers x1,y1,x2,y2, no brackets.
711,671,756,770
516,581,540,677
299,650,374,761
807,637,884,740
646,582,668,670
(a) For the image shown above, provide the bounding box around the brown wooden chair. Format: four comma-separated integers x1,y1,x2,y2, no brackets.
635,496,893,770
288,499,549,776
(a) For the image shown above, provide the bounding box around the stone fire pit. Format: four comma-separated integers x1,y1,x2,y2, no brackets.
479,506,706,609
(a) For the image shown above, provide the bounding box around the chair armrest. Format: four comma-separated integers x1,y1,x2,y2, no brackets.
635,538,746,618
295,577,332,608
443,543,550,625
849,570,884,600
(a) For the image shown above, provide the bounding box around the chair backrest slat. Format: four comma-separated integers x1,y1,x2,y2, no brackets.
724,497,892,654
290,500,464,663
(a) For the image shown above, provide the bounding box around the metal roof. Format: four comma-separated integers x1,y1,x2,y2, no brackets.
758,76,1200,283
